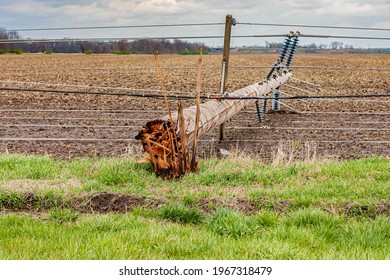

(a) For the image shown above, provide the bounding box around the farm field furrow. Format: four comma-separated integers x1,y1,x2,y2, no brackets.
0,53,389,160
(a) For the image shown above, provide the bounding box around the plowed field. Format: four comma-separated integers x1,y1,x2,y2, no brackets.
0,53,389,160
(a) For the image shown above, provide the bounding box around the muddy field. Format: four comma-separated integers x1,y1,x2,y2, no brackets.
0,53,389,160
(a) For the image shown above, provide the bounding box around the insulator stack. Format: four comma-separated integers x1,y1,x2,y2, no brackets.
266,35,294,80
263,98,268,114
272,89,280,111
286,37,299,67
255,97,269,123
279,37,292,63
272,89,281,111
255,100,262,122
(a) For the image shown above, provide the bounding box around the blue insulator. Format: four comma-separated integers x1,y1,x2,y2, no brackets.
262,98,268,115
272,89,281,111
286,37,299,67
279,38,292,63
255,98,268,123
255,100,262,122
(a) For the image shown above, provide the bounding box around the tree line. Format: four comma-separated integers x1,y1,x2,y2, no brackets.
0,28,208,54
265,41,352,50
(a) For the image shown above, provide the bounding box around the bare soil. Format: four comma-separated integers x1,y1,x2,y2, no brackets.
0,53,389,160
1,190,389,218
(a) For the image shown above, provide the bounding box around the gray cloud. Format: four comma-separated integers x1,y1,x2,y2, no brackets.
1,0,389,47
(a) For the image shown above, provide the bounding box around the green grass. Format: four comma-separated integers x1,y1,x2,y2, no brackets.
9,49,23,54
179,50,209,55
111,50,138,55
0,154,389,259
159,205,204,224
0,211,388,259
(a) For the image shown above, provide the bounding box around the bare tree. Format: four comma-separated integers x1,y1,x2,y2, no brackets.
330,41,344,50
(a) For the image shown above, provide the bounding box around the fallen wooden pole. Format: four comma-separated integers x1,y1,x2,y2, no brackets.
136,71,292,178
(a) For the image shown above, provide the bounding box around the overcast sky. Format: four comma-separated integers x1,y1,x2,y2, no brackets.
1,0,389,48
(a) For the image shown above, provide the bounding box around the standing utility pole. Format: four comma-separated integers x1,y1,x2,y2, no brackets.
219,14,235,140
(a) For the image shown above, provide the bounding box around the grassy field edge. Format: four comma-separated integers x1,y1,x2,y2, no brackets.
0,154,389,259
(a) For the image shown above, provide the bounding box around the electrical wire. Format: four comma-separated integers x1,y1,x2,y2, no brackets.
0,34,287,44
0,80,205,95
7,21,390,33
231,65,390,71
299,33,390,40
2,33,388,45
6,23,224,32
231,126,390,132
237,22,390,32
0,116,145,121
0,109,165,113
0,66,221,72
3,65,390,73
0,137,137,142
2,86,390,101
197,139,390,144
0,86,195,100
0,124,139,129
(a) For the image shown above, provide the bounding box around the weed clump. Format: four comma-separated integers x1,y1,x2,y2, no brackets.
207,208,259,239
49,209,79,224
159,205,204,224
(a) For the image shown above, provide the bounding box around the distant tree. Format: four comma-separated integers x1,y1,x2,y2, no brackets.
319,44,328,49
116,40,129,52
0,28,210,54
0,27,21,51
330,41,344,50
265,41,284,48
92,42,103,53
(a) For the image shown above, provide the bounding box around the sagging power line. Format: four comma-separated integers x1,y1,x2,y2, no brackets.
2,33,390,44
5,22,225,32
237,22,390,32
6,21,389,33
1,86,390,101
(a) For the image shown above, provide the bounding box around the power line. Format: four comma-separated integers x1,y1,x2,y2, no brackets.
215,93,390,100
291,120,390,125
237,22,390,32
0,137,137,142
2,33,389,44
3,65,390,72
231,126,390,132
0,109,165,113
299,33,390,41
8,21,390,34
2,86,390,101
302,111,390,115
4,137,389,144
0,86,195,100
0,80,205,95
6,23,224,32
0,34,287,44
0,66,221,72
197,139,390,144
0,124,139,129
231,65,390,71
283,84,315,95
0,116,148,122
7,21,390,33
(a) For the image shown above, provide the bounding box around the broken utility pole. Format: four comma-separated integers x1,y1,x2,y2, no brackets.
135,17,299,179
136,71,292,178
